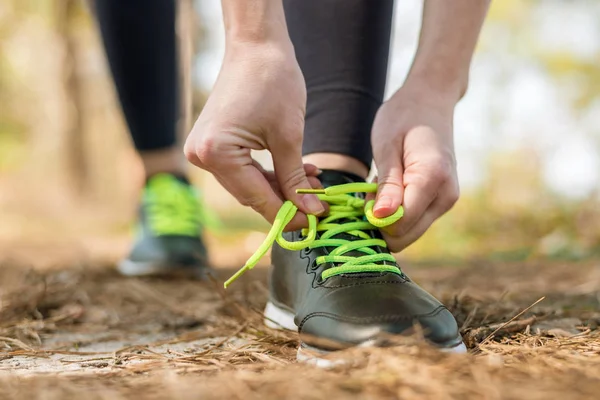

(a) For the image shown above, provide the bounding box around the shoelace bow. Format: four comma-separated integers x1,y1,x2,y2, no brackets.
146,178,202,237
224,182,404,288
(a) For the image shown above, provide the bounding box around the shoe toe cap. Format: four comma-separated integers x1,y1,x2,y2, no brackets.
297,281,461,350
299,306,460,350
298,313,410,350
417,306,463,346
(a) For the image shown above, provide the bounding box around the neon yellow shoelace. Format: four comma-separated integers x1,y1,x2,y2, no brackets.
224,183,404,288
145,174,202,237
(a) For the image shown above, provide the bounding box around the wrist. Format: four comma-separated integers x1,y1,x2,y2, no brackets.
223,0,290,45
404,64,467,106
225,23,291,46
224,38,296,70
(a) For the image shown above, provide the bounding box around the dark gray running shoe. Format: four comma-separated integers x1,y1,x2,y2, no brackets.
259,170,465,361
118,173,211,279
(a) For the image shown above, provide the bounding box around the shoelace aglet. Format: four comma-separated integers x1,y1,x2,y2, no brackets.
223,264,252,288
296,188,326,194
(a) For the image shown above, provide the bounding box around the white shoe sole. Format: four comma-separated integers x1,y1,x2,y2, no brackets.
117,259,210,279
264,301,467,367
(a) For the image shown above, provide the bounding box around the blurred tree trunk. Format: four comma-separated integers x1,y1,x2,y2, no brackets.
55,0,87,195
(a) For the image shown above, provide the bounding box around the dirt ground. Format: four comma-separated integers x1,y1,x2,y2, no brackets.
1,249,600,399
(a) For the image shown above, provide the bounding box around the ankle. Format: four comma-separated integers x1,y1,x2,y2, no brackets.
302,153,369,179
140,147,187,179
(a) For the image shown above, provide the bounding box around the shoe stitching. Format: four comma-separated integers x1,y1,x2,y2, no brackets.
298,305,450,330
321,279,412,289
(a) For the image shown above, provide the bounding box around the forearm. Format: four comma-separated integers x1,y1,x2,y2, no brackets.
222,0,290,45
407,0,491,102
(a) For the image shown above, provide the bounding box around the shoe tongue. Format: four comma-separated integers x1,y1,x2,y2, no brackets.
146,173,190,186
317,170,381,265
317,169,365,188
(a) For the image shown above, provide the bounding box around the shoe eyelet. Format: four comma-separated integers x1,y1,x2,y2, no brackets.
300,247,313,258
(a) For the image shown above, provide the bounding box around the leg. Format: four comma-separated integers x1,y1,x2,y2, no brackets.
94,1,210,278
263,1,464,361
95,0,184,178
284,0,394,178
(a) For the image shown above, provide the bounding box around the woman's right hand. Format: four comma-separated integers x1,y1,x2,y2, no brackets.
184,40,324,230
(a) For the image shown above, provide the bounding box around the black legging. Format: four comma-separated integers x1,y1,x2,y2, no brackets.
96,0,393,168
284,0,393,168
95,0,179,152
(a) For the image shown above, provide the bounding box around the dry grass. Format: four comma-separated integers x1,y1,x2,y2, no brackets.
1,257,600,399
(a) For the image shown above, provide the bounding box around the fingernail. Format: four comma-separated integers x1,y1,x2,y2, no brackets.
303,194,325,215
375,196,393,212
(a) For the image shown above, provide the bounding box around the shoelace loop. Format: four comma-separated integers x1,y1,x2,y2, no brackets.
224,183,404,288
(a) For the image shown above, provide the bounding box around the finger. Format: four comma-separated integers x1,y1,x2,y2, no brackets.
251,160,279,192
252,161,323,194
252,160,321,179
214,163,309,231
303,163,322,177
384,206,438,253
383,172,439,237
271,141,325,216
373,155,404,219
307,176,323,190
365,176,378,203
253,170,326,226
383,193,453,252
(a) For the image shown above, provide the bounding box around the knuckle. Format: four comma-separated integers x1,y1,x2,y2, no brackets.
280,167,308,193
444,184,460,209
429,157,455,183
389,226,406,239
378,173,403,189
183,141,201,166
373,137,399,155
276,128,303,148
381,233,404,253
241,196,269,215
430,165,449,182
192,137,222,169
287,110,306,131
381,221,405,238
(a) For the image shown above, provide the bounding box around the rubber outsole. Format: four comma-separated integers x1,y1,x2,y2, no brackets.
117,259,211,279
264,301,467,366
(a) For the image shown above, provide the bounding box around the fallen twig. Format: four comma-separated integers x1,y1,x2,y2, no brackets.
479,296,545,347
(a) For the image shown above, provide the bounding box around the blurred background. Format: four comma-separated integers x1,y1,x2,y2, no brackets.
1,0,600,269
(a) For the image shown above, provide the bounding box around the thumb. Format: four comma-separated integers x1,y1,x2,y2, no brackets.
271,138,325,216
373,156,404,218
